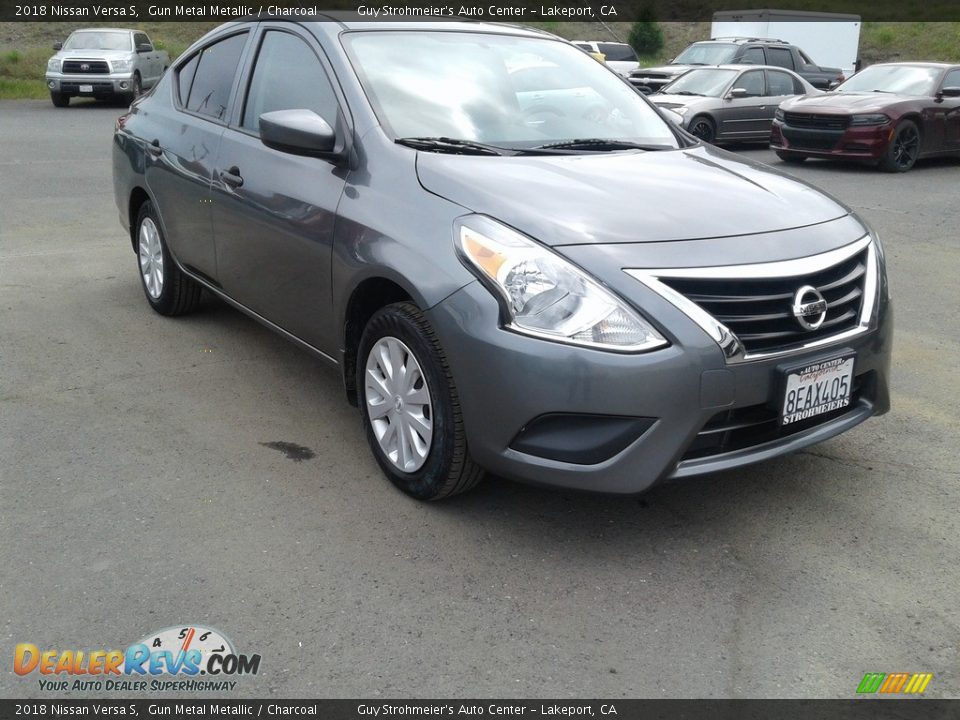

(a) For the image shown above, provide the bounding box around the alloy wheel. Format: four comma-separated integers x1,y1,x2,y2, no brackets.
364,336,434,473
892,125,919,169
138,217,164,299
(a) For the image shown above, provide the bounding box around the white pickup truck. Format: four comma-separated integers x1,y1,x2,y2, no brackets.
45,28,169,107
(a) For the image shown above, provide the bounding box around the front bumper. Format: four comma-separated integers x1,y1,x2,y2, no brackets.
427,276,891,495
771,119,893,161
45,72,135,96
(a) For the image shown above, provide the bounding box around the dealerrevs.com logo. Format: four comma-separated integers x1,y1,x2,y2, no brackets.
15,625,261,692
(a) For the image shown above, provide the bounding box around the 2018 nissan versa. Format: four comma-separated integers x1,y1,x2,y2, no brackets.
112,19,892,500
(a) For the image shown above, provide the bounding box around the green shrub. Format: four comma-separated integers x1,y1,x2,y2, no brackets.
628,9,664,58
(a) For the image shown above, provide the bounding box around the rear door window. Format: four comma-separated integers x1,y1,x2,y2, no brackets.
740,47,765,64
185,32,248,122
765,47,795,70
766,70,796,96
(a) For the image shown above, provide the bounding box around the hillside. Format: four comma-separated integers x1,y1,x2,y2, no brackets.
2,21,958,99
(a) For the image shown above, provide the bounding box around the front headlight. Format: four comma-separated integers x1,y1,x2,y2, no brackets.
774,108,784,121
849,113,890,126
672,106,689,116
456,216,668,352
111,58,133,72
46,58,61,73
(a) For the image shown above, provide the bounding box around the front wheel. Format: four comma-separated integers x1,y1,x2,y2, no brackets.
879,120,920,173
135,201,202,316
50,92,69,107
688,115,716,144
357,302,483,500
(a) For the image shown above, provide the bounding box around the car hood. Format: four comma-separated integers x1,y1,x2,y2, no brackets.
651,94,718,110
416,144,850,246
54,48,132,59
781,91,911,113
633,64,696,77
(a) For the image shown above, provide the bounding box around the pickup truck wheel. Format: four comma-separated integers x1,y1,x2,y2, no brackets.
776,151,807,164
135,201,202,316
688,116,716,144
879,120,920,173
50,92,69,108
358,302,484,500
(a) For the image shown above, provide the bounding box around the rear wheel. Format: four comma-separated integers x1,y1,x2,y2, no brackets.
688,115,716,144
776,151,807,164
357,302,483,500
135,201,202,316
880,120,920,173
50,92,69,108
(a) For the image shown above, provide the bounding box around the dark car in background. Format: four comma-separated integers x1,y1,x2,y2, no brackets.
772,62,960,171
629,38,845,94
113,20,891,500
651,65,818,143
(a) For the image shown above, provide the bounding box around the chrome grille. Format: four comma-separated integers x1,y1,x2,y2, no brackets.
62,60,110,74
654,245,870,356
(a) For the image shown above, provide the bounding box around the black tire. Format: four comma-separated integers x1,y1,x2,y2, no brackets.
134,201,202,316
50,92,69,108
879,119,920,173
688,115,716,144
357,302,484,500
776,150,807,164
124,73,142,105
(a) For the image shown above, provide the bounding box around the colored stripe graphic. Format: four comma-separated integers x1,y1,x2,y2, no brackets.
857,672,932,694
856,673,885,694
904,673,933,694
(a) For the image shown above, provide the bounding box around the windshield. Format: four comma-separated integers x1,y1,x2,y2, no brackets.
343,31,678,151
674,43,738,65
662,68,738,97
838,65,941,96
63,31,131,51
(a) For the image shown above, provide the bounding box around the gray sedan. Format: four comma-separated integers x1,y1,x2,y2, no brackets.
652,65,819,144
112,22,890,500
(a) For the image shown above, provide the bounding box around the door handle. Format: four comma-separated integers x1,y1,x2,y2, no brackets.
220,166,243,188
147,139,162,157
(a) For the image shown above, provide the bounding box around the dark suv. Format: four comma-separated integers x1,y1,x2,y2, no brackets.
629,38,845,94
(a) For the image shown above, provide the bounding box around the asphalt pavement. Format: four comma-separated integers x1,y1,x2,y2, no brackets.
1,99,958,699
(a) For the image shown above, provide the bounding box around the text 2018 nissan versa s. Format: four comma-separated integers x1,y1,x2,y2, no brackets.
112,19,892,500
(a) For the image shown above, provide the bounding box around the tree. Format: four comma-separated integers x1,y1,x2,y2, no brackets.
628,8,664,58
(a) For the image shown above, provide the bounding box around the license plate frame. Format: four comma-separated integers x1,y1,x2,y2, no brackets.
79,84,94,93
779,352,856,426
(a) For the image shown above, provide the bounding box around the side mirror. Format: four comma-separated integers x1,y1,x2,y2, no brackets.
728,87,748,99
259,109,340,160
53,42,62,51
828,80,841,90
939,86,960,98
136,43,152,53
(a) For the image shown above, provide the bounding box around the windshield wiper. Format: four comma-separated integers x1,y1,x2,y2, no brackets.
533,138,670,152
395,137,506,156
871,89,894,94
672,91,705,96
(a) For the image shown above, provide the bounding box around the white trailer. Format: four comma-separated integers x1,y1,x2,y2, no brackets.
711,9,861,78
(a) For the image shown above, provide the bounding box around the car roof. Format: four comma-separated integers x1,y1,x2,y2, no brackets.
70,27,131,33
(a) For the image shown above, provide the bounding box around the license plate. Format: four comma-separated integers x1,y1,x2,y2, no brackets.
781,354,855,425
79,85,94,93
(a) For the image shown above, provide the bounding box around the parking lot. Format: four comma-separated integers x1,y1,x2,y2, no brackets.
1,98,958,698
